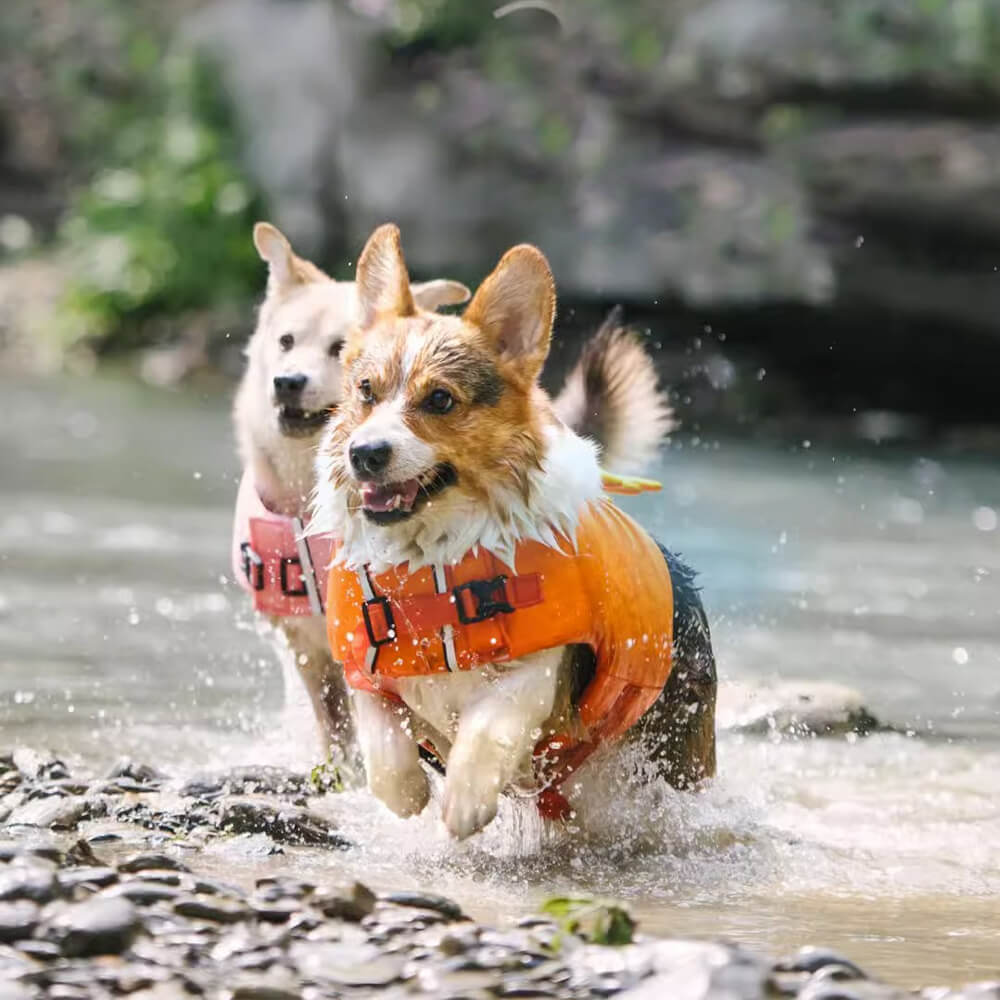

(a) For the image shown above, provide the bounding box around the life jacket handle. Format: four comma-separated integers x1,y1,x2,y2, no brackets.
600,471,662,495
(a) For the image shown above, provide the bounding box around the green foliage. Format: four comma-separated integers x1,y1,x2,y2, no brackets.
56,5,263,351
387,0,494,49
309,759,345,795
541,896,636,945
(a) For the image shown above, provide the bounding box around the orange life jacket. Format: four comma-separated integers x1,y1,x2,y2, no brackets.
325,497,674,818
231,470,334,618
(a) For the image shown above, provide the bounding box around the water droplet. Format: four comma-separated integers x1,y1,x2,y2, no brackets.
952,647,969,665
972,506,997,532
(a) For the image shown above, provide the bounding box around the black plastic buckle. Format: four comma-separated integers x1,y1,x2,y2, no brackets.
362,595,395,647
453,575,514,625
240,542,264,591
279,557,308,597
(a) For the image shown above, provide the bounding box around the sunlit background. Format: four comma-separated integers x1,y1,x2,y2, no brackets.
1,0,999,988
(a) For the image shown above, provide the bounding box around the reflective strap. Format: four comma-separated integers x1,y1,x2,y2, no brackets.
432,563,458,672
292,517,323,617
356,567,378,675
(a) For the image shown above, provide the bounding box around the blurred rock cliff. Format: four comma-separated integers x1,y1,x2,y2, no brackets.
2,0,1000,434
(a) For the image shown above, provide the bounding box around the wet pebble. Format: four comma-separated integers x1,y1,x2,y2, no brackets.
15,939,62,961
57,867,118,892
107,881,182,905
180,767,308,800
0,865,57,904
314,882,376,921
118,853,189,874
777,948,869,980
192,877,245,898
0,983,37,1000
45,896,140,957
5,796,91,831
384,891,466,921
105,758,166,784
255,876,315,901
173,897,248,923
4,748,998,1000
219,799,350,848
12,750,68,782
0,901,40,943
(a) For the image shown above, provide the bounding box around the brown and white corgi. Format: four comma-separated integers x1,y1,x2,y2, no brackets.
312,225,716,839
233,223,679,771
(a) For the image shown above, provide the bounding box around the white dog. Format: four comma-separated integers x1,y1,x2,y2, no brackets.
232,222,469,760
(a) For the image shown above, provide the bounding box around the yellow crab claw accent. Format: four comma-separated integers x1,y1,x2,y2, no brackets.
600,471,662,495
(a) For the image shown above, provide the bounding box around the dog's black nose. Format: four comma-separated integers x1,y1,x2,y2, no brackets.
350,441,392,478
273,373,308,401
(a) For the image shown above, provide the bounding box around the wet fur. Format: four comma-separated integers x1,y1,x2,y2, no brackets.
312,224,716,839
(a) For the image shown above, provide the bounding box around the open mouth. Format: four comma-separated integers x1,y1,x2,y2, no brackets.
277,405,334,437
360,464,457,524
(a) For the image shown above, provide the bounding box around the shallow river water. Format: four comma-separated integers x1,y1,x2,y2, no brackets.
1,372,998,988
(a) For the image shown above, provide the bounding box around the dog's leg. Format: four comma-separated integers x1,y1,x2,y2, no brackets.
352,690,430,818
278,620,354,762
442,650,562,840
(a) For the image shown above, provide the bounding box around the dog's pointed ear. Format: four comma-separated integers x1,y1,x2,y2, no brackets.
411,279,471,311
464,245,555,378
356,223,415,327
253,222,312,291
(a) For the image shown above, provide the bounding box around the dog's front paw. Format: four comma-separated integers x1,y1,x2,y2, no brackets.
442,767,501,840
371,767,430,819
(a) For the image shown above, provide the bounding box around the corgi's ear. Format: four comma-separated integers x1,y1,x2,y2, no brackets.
356,223,415,327
253,222,312,291
464,245,555,378
411,279,471,311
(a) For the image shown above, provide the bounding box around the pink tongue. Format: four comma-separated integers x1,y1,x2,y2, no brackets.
360,479,421,512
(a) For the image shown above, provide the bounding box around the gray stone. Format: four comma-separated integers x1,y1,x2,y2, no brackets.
14,938,61,961
106,881,182,906
192,877,245,898
0,842,21,862
314,882,376,922
179,766,309,800
230,972,301,1000
12,749,68,781
46,896,140,957
173,897,248,923
118,854,189,875
320,954,407,988
0,983,37,1000
57,867,118,893
0,866,57,903
7,796,88,830
0,901,40,943
718,681,885,738
219,798,350,847
776,946,869,979
383,891,465,922
104,759,166,784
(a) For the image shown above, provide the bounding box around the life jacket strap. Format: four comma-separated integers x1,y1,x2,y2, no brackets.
355,570,544,656
238,515,333,618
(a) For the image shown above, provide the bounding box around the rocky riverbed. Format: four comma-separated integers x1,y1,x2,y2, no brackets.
0,748,994,1000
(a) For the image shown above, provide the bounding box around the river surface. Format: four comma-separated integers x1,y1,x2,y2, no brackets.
1,372,998,988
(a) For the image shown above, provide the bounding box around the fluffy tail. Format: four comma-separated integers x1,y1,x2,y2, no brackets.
553,307,675,475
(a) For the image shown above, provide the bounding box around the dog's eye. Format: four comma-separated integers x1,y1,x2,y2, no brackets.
328,339,344,358
358,379,374,404
279,333,294,351
424,388,454,414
